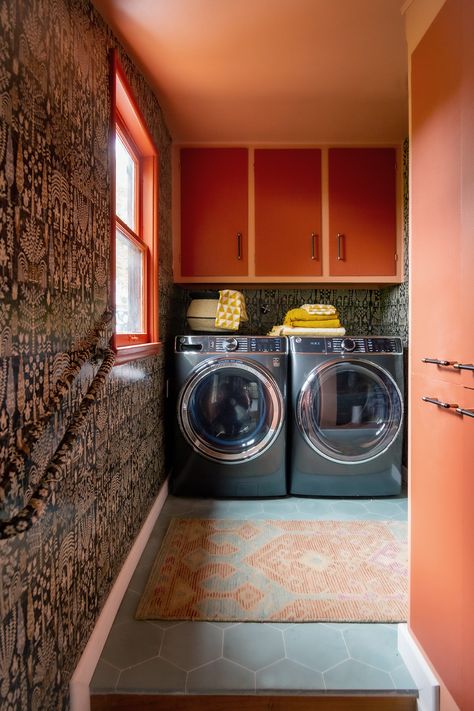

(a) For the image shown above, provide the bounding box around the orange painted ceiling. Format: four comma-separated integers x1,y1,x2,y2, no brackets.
92,0,408,143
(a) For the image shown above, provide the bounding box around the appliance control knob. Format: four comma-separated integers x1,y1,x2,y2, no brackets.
341,337,356,352
224,337,238,351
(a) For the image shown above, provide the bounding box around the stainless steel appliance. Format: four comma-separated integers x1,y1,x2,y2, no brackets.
171,335,288,497
289,336,404,496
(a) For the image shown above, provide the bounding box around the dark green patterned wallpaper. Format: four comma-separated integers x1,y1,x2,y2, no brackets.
0,0,173,708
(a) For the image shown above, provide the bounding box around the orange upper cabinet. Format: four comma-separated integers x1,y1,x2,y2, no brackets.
254,149,322,276
174,145,402,283
180,148,248,277
328,148,397,276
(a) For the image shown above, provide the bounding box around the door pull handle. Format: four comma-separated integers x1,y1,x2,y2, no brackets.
311,233,318,260
422,396,459,409
422,358,455,367
452,362,474,371
455,407,474,418
236,232,242,260
337,233,344,261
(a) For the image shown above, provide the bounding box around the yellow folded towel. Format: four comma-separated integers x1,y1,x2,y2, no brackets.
268,325,346,337
301,304,337,316
284,308,339,326
215,289,248,331
288,318,342,329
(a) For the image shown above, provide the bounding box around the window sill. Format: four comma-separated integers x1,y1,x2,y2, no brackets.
114,341,163,365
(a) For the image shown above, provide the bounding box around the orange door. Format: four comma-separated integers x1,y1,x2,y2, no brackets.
254,149,322,276
410,0,464,382
180,148,248,277
410,375,474,710
328,148,397,276
410,1,474,708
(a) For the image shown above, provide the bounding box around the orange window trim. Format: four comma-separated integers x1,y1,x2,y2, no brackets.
110,49,160,360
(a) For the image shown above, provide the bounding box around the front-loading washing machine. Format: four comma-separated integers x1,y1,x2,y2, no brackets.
170,335,288,497
289,336,404,496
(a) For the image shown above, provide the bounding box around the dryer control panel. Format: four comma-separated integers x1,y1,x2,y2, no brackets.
291,336,402,354
175,335,288,354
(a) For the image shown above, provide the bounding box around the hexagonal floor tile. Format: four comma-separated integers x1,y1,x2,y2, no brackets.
365,500,401,517
330,500,369,518
160,621,223,671
187,658,255,693
285,623,348,672
257,659,325,692
256,658,324,691
343,624,403,672
118,656,186,692
223,623,284,671
324,658,394,690
100,621,163,669
90,659,120,692
391,664,416,689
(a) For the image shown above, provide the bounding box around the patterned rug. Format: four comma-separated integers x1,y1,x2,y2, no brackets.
135,518,408,622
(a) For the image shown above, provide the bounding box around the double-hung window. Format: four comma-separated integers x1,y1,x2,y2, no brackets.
111,51,159,361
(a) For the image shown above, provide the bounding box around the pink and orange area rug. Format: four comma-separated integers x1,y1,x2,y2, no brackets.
135,518,408,623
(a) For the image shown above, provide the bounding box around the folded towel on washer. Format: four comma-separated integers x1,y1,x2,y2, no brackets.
287,318,342,329
268,325,346,337
284,307,340,327
215,289,248,331
300,304,338,316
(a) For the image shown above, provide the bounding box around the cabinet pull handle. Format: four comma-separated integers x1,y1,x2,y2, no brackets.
422,396,459,409
337,233,344,260
452,362,474,371
236,232,242,260
422,358,456,366
455,407,474,418
311,233,318,260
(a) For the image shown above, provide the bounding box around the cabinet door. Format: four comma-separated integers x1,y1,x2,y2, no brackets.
410,375,474,710
328,148,397,276
254,149,322,276
410,1,474,709
411,0,464,382
180,148,248,277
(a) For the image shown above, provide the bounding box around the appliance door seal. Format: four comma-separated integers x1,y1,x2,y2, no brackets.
178,358,284,463
297,358,403,465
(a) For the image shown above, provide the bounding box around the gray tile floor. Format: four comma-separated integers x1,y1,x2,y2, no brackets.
91,493,415,696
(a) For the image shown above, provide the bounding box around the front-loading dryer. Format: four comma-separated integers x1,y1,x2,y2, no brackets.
171,335,288,497
289,336,404,496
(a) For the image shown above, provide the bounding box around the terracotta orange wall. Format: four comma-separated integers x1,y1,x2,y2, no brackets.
408,0,474,709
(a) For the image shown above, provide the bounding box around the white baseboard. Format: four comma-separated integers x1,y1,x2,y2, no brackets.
70,479,169,711
398,624,440,711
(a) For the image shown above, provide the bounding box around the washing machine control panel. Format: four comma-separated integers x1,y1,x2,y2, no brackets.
291,336,402,354
213,336,286,353
176,336,287,354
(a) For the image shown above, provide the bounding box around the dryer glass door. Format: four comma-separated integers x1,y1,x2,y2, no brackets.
179,359,284,462
298,360,403,464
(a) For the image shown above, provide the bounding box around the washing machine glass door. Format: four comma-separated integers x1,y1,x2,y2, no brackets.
298,360,403,464
179,359,284,463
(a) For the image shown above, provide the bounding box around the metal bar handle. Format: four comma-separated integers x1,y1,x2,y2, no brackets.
337,233,343,260
453,362,474,371
422,396,459,409
236,232,242,260
311,233,318,260
455,407,474,418
422,358,455,366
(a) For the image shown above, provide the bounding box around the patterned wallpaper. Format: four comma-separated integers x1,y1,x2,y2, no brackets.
0,0,173,709
379,138,409,347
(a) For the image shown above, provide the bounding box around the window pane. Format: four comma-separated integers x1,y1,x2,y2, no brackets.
116,229,144,334
115,133,136,230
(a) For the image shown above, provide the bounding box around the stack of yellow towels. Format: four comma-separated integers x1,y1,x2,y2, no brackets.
268,304,346,336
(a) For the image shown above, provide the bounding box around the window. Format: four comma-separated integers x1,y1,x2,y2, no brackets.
111,51,160,361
